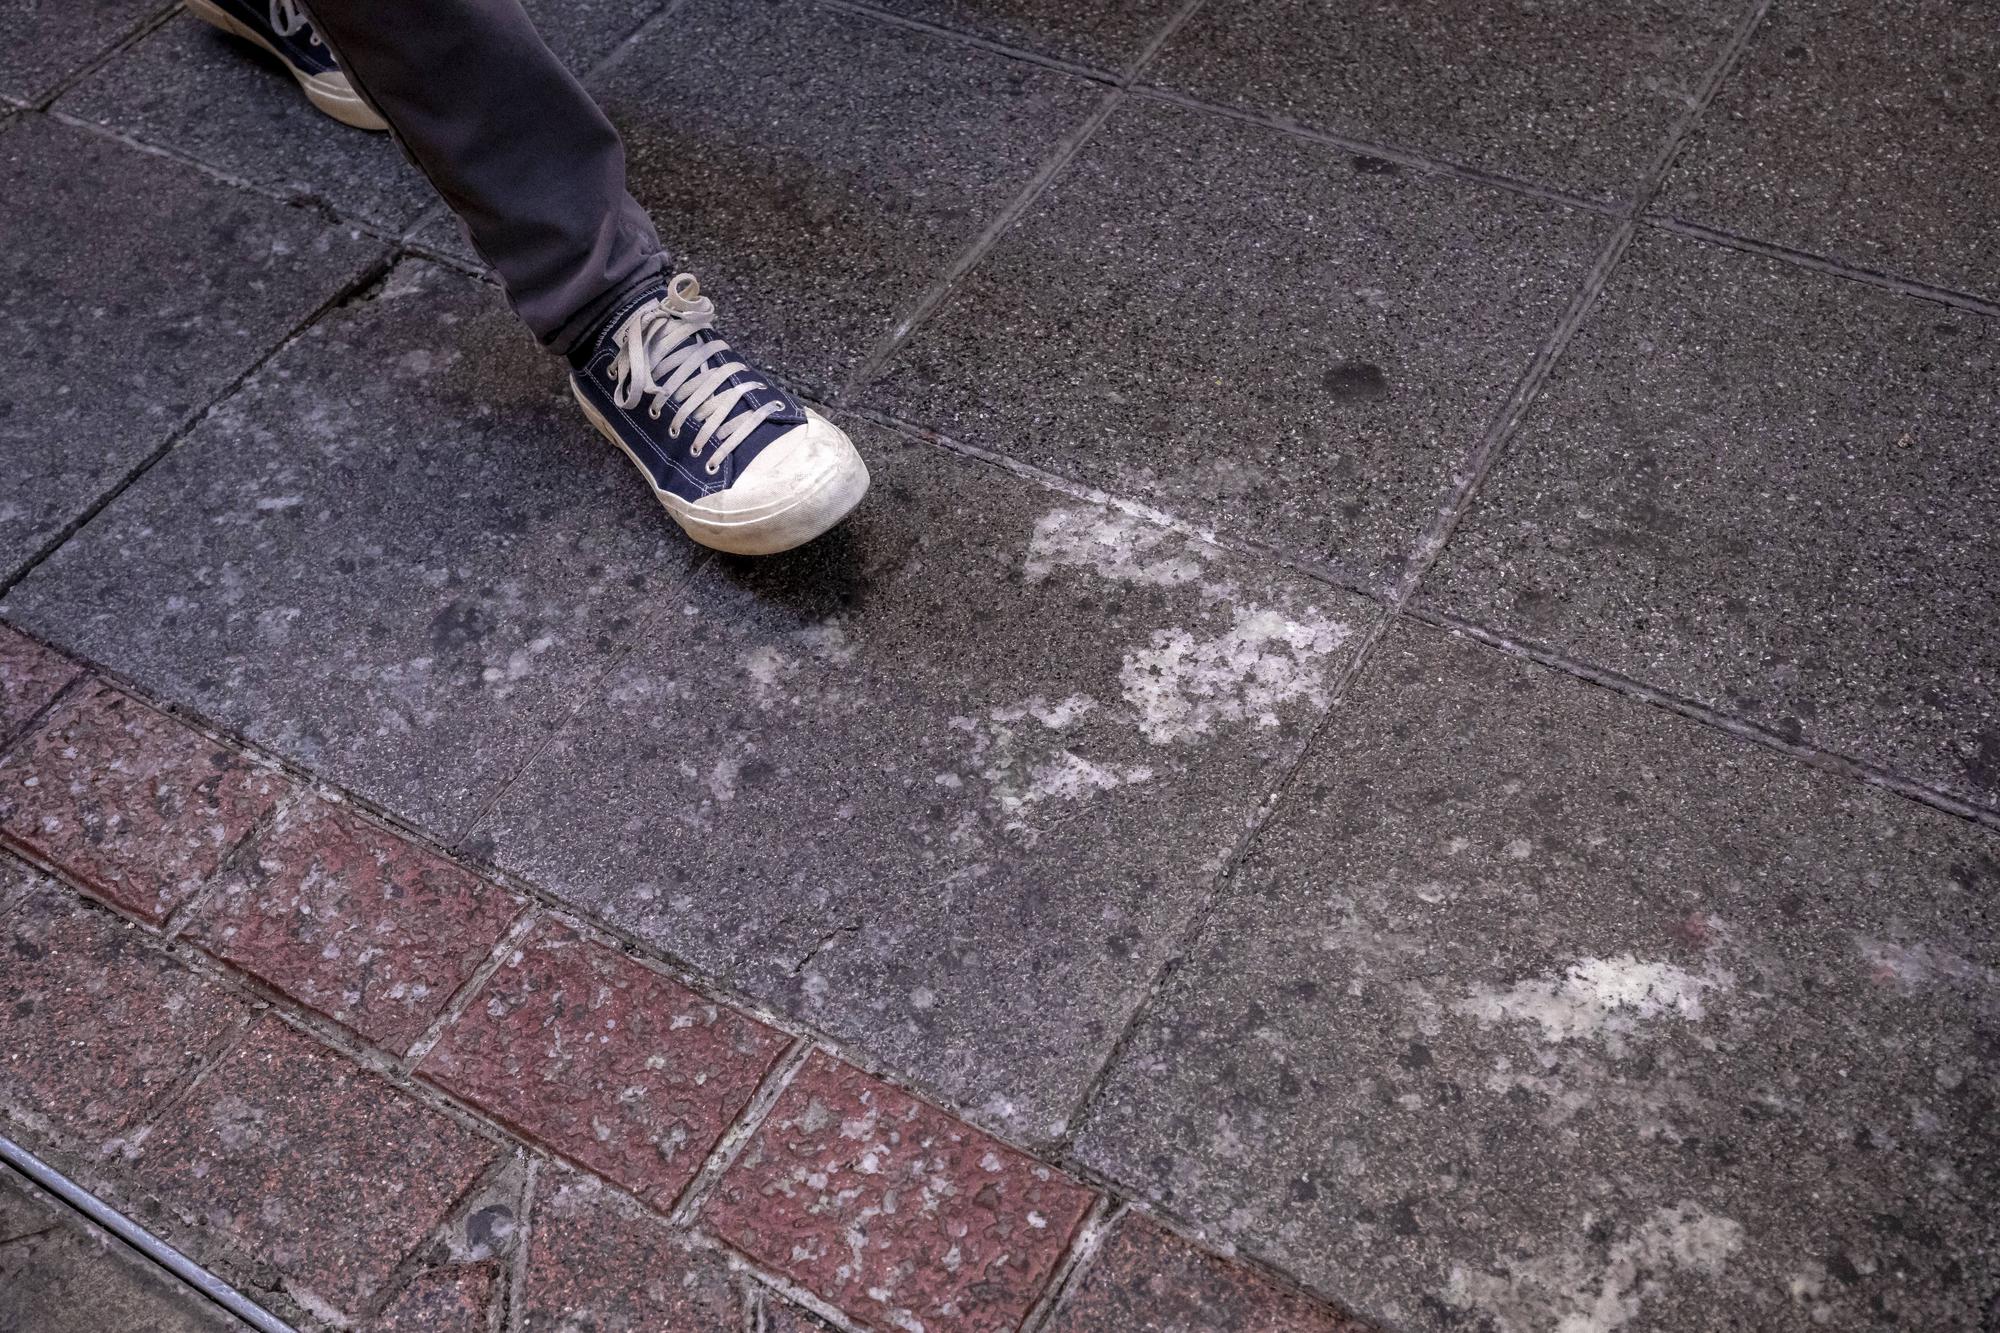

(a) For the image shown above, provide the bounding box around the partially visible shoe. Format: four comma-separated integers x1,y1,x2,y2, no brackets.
184,0,388,131
569,275,871,556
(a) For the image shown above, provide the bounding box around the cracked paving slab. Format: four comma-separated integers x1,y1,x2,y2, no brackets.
1075,618,2000,1333
466,425,1375,1143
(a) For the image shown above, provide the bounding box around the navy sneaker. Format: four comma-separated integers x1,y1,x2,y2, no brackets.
569,274,870,556
185,0,388,131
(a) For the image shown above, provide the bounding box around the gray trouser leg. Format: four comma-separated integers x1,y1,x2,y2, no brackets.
302,0,665,355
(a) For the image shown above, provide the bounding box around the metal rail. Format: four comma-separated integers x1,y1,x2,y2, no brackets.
0,1131,297,1333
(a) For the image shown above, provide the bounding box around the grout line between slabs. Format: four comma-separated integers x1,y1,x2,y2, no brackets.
158,783,305,944
44,108,409,245
1047,596,1400,1154
1049,0,1780,1162
667,1037,815,1228
0,665,97,765
502,1156,542,1333
0,249,398,600
815,0,1117,83
1386,0,1772,610
1128,83,1622,215
28,0,183,111
1644,214,2000,317
1407,606,2000,829
398,906,548,1074
352,1147,520,1325
1018,1195,1123,1333
832,0,1211,401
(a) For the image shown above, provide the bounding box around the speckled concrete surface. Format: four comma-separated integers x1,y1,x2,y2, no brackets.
1655,0,2000,300
0,0,163,104
3,260,699,833
589,0,1104,395
0,115,383,581
1146,0,1742,202
1421,230,2000,808
58,0,675,233
1076,620,1999,1331
469,423,1375,1140
862,96,1611,590
2,0,1997,1328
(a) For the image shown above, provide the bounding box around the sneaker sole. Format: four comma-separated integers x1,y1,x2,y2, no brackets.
184,0,390,132
571,382,871,557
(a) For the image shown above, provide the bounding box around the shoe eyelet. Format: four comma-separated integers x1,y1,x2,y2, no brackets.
705,461,721,476
688,442,703,457
646,405,661,420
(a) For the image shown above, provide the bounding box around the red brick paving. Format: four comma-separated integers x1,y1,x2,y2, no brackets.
0,886,245,1139
186,797,526,1054
375,1261,501,1331
0,624,78,741
518,1169,741,1332
1046,1212,1366,1333
0,684,286,923
134,1019,498,1315
420,918,787,1211
705,1052,1096,1333
0,673,1356,1333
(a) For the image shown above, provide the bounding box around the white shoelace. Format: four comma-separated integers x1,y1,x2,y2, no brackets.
610,274,783,475
269,0,321,43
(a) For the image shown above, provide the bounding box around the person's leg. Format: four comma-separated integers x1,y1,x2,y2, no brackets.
187,0,869,553
299,0,666,355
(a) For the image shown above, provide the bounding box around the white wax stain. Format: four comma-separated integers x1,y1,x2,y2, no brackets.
1120,605,1349,744
1024,506,1352,747
1023,507,1215,591
1443,1202,1745,1333
1457,955,1729,1054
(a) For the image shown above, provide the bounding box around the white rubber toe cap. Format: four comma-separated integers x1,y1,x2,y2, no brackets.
678,409,870,556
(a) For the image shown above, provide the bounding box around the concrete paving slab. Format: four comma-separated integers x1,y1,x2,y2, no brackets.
854,0,1179,72
1657,0,2000,301
0,115,383,583
864,96,1610,590
470,422,1376,1141
1075,618,2000,1333
0,1168,240,1332
1144,0,1740,203
57,15,427,231
0,0,164,105
1420,229,2000,810
0,259,701,833
502,0,1101,395
57,0,674,233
